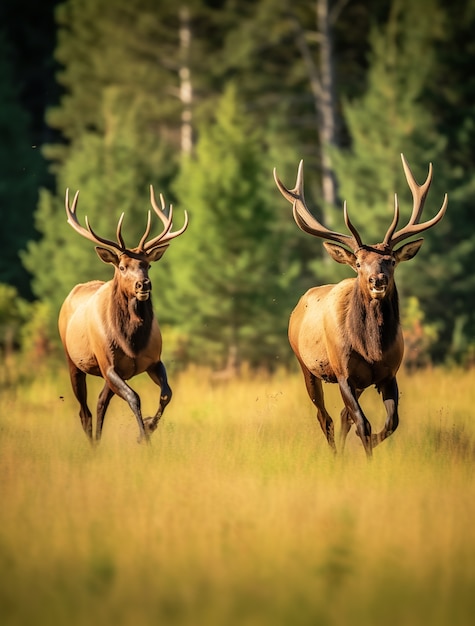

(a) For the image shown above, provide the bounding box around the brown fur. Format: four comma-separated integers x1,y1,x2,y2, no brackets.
274,154,448,458
346,282,400,364
287,240,428,457
58,250,172,444
60,186,188,444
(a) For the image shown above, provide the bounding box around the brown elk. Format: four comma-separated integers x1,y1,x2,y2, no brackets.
58,187,188,444
274,154,447,457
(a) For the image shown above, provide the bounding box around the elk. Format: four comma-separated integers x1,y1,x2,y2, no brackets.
58,186,188,444
274,154,447,457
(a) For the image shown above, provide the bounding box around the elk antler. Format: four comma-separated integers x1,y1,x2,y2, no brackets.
383,153,448,248
65,187,189,254
65,189,125,253
138,185,189,252
273,160,363,250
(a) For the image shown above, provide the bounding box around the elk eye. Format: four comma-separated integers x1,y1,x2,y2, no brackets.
119,265,126,272
356,262,361,269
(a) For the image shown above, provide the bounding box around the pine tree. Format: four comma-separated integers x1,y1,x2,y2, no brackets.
166,84,298,369
332,0,444,238
328,0,457,362
23,93,178,324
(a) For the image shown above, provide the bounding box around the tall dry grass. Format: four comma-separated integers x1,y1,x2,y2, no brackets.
1,361,474,625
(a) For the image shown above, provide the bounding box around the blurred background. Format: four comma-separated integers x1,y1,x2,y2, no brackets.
1,0,474,374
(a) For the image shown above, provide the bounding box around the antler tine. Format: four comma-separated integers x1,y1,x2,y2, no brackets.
142,185,189,252
383,194,400,246
388,154,448,247
401,153,432,224
274,160,360,249
150,185,173,229
343,201,364,249
116,212,126,249
138,211,152,251
65,188,124,252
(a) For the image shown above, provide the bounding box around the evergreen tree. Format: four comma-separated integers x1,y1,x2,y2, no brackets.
328,0,449,344
167,84,298,369
23,91,178,328
332,0,445,241
24,0,213,331
427,0,475,361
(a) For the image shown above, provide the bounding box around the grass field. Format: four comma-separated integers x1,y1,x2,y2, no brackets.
1,360,474,625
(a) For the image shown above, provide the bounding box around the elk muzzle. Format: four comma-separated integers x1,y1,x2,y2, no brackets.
135,278,152,301
368,274,389,299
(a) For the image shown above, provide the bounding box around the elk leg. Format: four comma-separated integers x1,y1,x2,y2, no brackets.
67,361,93,441
105,367,148,443
144,361,173,434
339,389,363,452
96,383,114,442
339,408,352,451
300,365,336,453
338,378,372,458
371,378,399,447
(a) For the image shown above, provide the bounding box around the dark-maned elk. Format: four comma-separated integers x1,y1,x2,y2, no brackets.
58,187,188,444
274,154,447,458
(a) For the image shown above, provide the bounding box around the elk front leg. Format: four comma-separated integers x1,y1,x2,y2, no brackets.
339,407,352,452
339,389,363,452
338,378,372,458
371,377,399,447
144,361,173,434
105,367,149,443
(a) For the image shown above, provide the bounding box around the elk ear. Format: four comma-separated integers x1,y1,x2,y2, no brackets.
95,247,120,266
323,242,357,269
393,238,424,264
146,244,170,263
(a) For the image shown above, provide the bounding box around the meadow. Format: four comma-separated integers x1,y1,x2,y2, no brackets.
1,360,474,626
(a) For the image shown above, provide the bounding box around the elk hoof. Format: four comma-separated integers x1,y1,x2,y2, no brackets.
143,415,160,435
137,432,151,445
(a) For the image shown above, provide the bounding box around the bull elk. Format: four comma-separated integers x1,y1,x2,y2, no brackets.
274,154,447,457
58,187,188,444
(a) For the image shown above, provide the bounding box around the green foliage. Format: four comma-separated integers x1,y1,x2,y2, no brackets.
168,84,299,368
24,96,177,320
0,283,32,353
330,0,457,362
9,0,475,365
332,0,445,242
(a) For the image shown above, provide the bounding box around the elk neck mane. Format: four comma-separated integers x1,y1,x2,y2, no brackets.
345,281,400,364
108,279,154,356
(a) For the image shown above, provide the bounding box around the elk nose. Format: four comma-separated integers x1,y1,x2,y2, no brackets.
136,278,151,292
369,274,387,287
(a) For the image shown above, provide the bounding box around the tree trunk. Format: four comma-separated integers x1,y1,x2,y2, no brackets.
179,6,193,156
291,0,343,225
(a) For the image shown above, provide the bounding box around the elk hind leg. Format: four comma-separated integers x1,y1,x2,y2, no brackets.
68,361,93,441
96,383,114,443
300,365,336,453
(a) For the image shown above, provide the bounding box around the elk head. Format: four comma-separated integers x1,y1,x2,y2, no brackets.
65,186,189,302
273,154,448,301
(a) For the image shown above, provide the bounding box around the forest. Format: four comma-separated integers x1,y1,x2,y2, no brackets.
2,0,475,371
